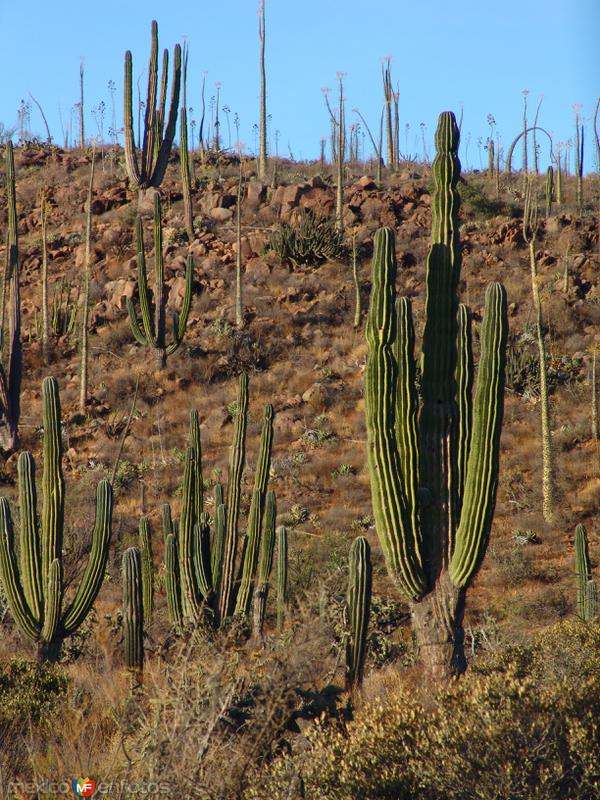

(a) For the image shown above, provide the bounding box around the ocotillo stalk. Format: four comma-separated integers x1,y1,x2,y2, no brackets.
352,231,361,328
575,524,592,620
563,242,570,293
488,139,495,179
592,351,598,441
393,89,400,171
252,490,276,639
180,41,194,242
523,180,555,523
382,58,394,167
218,374,249,621
79,150,95,413
364,111,508,677
127,193,193,368
258,0,267,181
79,59,85,150
0,141,22,454
545,165,553,218
40,191,50,362
123,20,181,190
139,517,153,625
324,77,345,232
235,165,244,328
556,142,563,206
276,525,288,632
532,96,542,176
575,112,584,214
521,90,529,190
0,377,113,661
345,536,372,692
123,546,144,672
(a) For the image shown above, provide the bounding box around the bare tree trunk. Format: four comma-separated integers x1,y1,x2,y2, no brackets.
79,151,95,413
235,167,244,328
79,59,85,150
40,193,51,362
258,0,268,181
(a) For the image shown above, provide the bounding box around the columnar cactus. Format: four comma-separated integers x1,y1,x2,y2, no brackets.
0,141,22,454
139,517,153,625
127,193,193,369
345,537,372,692
575,524,592,620
252,490,277,639
276,525,288,632
364,111,508,676
123,20,181,190
122,546,144,672
0,377,113,661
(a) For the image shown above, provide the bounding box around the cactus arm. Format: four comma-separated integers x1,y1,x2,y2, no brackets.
394,298,420,543
123,51,141,187
276,525,288,632
166,254,194,355
62,480,113,634
126,297,149,346
139,517,154,625
193,514,213,599
575,524,592,620
0,498,39,640
41,559,62,644
585,580,598,622
135,216,158,348
454,303,473,523
151,43,181,188
345,537,372,692
418,112,461,578
252,491,277,638
41,377,64,591
123,546,144,671
218,373,249,620
211,502,226,593
141,20,159,185
156,48,169,141
178,447,200,621
153,194,166,354
449,283,508,587
165,532,183,627
17,452,43,620
364,227,427,599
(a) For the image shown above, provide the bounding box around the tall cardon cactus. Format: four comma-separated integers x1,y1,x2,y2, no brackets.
124,20,181,190
0,377,113,661
364,111,508,677
127,193,193,368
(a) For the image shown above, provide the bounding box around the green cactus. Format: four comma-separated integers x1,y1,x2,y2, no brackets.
345,536,372,692
276,525,288,632
0,377,113,661
127,193,193,369
0,141,22,454
545,165,554,217
123,20,181,190
364,111,508,677
138,517,153,625
575,524,592,620
252,491,277,639
122,546,144,672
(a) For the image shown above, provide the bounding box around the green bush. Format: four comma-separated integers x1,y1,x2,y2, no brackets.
244,621,600,800
269,211,344,266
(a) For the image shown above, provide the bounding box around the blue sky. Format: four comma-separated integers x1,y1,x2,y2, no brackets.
0,0,598,170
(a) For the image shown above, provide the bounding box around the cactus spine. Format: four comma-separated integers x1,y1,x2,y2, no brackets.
0,377,113,660
364,112,508,677
0,142,22,453
276,525,288,632
127,193,193,368
345,537,372,692
123,20,181,190
123,546,144,672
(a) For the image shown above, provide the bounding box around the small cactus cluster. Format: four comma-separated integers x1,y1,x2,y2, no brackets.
575,524,597,622
127,193,193,368
123,20,181,191
364,111,508,674
0,377,113,661
149,375,285,636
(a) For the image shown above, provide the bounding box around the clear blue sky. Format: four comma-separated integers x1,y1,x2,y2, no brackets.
0,0,598,170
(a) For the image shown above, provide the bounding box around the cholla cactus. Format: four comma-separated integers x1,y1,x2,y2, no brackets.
0,377,113,661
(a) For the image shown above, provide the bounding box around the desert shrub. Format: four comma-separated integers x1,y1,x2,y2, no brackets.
245,620,600,800
458,178,507,218
269,211,344,266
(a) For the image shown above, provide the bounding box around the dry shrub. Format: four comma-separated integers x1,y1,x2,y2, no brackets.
245,620,600,800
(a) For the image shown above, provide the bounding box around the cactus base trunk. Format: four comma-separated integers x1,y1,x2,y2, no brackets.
411,575,466,679
37,638,62,663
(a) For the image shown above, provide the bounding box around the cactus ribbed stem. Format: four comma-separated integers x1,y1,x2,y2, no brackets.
139,517,153,625
575,524,592,620
545,166,554,217
585,580,598,621
252,491,276,639
218,374,249,621
276,525,288,632
345,537,372,692
194,513,213,600
123,546,144,672
178,447,200,621
165,532,183,627
211,502,226,593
